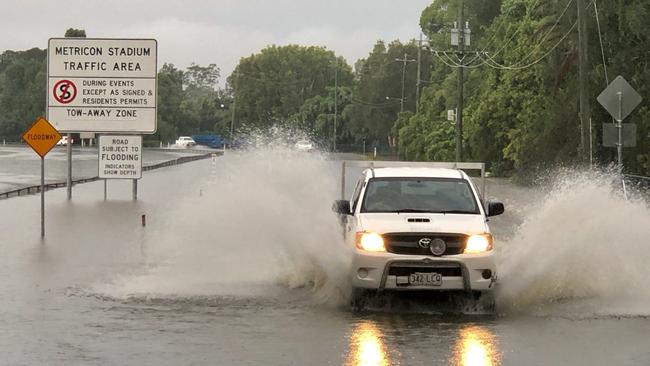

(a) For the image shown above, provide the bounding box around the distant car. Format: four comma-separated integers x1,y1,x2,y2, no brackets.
56,136,73,146
175,136,196,147
294,140,314,152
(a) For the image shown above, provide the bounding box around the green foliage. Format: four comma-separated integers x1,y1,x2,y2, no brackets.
289,86,353,147
345,40,432,148
1,5,649,180
402,0,650,178
399,111,455,161
155,63,227,142
155,63,184,142
0,48,46,140
227,45,353,130
64,28,86,38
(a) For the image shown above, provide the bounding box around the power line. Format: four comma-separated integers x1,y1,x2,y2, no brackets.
432,50,488,68
593,0,609,86
509,0,574,68
487,0,544,59
479,20,577,70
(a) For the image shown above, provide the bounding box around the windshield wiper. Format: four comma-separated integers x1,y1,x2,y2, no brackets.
434,210,478,214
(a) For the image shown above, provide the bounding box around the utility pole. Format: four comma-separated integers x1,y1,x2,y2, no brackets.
396,53,416,113
230,70,239,147
416,33,422,114
456,0,465,162
577,0,591,162
333,57,338,152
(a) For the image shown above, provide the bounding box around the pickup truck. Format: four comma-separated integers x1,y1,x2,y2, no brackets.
333,161,504,310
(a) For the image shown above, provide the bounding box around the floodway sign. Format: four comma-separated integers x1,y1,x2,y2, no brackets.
99,135,142,179
47,38,157,134
21,117,62,158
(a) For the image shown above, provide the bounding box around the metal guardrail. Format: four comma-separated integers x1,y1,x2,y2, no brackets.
0,152,218,200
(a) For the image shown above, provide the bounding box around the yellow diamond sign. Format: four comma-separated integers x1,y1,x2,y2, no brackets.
22,117,62,158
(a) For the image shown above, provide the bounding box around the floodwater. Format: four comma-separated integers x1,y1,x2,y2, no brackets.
0,145,200,193
1,146,650,365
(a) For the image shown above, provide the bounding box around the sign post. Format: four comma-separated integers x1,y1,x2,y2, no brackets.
597,76,643,169
21,117,61,237
47,38,157,201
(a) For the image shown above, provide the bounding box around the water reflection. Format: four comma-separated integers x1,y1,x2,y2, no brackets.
346,320,392,366
452,325,500,366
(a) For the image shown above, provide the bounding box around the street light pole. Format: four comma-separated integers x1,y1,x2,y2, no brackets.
229,70,239,147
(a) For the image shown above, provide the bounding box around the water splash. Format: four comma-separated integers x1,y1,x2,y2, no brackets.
93,131,351,305
497,169,650,317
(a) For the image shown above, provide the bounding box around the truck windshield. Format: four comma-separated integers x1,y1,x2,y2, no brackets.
360,178,480,214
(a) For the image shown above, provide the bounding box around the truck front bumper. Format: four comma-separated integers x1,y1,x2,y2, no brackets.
350,249,497,292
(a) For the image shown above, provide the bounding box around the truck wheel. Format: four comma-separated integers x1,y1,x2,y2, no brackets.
468,291,496,313
454,291,495,314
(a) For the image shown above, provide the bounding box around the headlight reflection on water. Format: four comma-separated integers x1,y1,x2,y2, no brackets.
346,321,499,366
346,321,392,366
452,325,500,366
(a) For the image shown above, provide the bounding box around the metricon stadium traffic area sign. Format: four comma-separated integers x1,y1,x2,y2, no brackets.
47,38,157,134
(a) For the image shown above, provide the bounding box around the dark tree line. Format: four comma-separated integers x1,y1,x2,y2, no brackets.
1,3,649,178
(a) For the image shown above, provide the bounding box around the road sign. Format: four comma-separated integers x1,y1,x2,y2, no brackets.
47,38,157,133
99,135,142,179
603,123,636,147
21,117,62,157
597,75,642,122
21,117,61,237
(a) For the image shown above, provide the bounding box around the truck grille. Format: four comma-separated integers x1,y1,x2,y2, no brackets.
388,266,462,277
383,232,468,256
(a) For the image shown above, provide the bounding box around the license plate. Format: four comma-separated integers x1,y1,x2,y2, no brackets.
409,272,442,286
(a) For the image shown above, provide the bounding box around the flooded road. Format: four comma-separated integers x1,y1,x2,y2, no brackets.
1,147,650,365
0,145,201,193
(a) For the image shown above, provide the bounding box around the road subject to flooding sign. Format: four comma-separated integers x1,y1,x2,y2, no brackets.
98,135,142,179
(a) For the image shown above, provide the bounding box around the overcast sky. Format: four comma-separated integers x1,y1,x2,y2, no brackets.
2,0,430,83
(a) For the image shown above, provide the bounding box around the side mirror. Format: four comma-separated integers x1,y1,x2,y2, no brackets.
487,201,504,217
332,200,352,215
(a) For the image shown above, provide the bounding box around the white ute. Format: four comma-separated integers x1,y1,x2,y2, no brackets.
333,161,504,309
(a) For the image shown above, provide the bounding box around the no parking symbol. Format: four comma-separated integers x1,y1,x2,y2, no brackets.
53,79,77,104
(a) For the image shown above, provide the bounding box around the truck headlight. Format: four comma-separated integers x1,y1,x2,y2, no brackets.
464,234,493,254
355,232,386,252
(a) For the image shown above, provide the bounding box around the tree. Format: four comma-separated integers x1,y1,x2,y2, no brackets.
183,63,219,90
226,45,353,130
346,40,432,149
0,48,47,140
289,86,353,147
64,28,86,38
155,63,184,142
181,63,221,134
